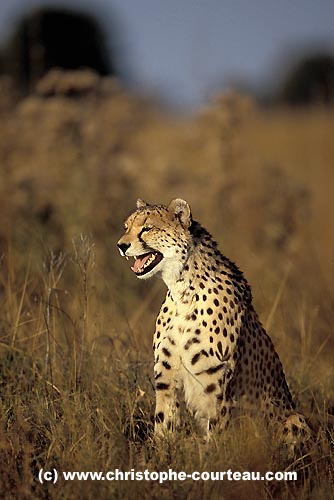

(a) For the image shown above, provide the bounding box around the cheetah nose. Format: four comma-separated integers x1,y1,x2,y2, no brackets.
117,242,131,256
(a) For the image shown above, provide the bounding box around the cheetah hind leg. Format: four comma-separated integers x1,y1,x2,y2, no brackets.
281,413,313,457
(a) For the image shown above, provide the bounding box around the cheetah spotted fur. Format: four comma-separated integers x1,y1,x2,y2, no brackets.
117,198,310,448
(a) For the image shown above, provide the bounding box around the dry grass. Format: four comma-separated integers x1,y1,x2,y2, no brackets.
0,73,333,498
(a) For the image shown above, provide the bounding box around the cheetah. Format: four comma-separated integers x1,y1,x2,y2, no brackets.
117,198,310,448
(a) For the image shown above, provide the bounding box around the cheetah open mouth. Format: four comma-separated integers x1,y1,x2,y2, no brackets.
131,251,163,276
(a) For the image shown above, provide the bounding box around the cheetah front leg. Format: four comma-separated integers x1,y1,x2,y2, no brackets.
154,360,180,437
216,361,236,430
196,360,236,438
189,360,236,439
153,296,181,437
154,383,180,437
153,331,181,437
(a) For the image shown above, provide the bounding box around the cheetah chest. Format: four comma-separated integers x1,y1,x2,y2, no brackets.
155,303,234,417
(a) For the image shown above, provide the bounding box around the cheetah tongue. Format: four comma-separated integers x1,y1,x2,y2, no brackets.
132,253,154,273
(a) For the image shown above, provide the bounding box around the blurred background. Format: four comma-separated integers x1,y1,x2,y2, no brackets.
0,0,334,366
0,0,333,343
0,0,334,108
0,0,333,346
0,2,333,496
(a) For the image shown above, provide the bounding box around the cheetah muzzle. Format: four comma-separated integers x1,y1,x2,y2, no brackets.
117,198,312,454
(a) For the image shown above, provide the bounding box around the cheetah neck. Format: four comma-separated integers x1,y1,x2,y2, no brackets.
161,261,189,296
163,222,219,304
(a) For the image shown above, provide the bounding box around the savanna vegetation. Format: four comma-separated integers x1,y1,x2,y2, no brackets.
0,71,333,499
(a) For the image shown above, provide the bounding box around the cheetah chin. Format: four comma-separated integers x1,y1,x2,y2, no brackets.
131,251,163,277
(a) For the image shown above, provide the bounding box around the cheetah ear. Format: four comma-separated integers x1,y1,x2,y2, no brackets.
136,198,149,209
168,198,192,228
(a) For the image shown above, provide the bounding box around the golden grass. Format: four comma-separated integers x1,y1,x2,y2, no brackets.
0,76,333,498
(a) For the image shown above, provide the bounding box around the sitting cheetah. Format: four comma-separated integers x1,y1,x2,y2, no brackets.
117,198,310,447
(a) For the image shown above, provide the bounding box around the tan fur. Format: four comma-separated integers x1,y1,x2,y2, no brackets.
118,199,311,449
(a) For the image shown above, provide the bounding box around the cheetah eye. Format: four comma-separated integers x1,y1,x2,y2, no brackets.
124,223,128,230
141,225,153,233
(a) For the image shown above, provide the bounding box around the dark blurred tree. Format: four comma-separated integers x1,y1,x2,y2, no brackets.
0,7,115,93
278,53,334,106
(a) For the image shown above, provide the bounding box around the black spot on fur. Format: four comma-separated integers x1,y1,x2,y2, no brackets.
156,382,170,390
191,352,201,365
155,412,164,423
205,383,216,393
184,337,200,350
199,363,226,375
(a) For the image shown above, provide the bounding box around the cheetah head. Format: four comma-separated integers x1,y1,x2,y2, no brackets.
117,198,193,281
